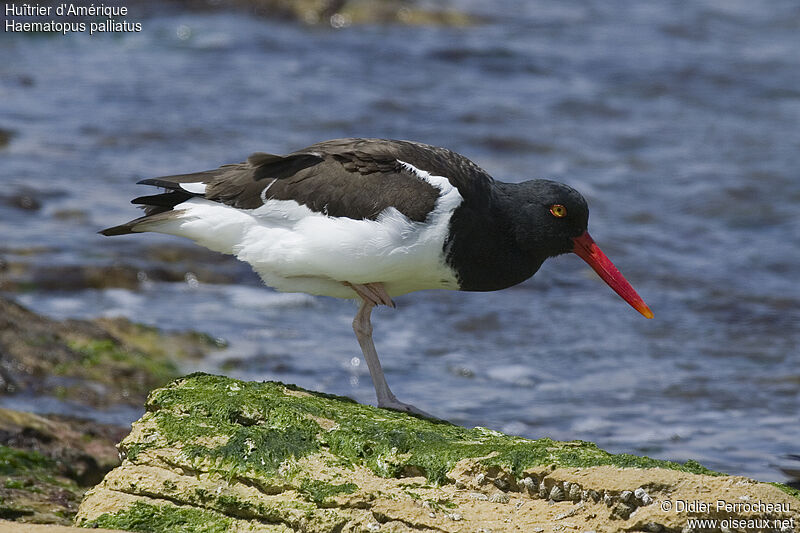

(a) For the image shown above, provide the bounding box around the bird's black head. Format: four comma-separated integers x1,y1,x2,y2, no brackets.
496,178,653,319
504,179,590,259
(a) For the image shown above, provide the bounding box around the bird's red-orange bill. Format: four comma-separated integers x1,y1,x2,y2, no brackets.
571,231,654,319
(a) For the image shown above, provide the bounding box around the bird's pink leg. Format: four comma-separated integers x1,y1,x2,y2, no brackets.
346,282,432,418
344,281,395,308
364,282,396,308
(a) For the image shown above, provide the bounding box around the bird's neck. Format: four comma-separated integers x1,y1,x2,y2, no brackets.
444,182,546,292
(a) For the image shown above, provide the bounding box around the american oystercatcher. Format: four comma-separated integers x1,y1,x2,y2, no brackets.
102,138,653,416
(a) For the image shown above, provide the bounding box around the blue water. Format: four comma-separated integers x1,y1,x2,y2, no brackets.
1,1,799,482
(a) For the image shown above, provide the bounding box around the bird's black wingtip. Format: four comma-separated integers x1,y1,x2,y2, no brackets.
98,224,135,236
137,177,167,187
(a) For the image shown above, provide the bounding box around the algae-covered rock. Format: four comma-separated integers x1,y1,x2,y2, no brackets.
0,408,126,486
0,408,127,525
0,295,220,528
0,296,220,407
14,0,478,27
77,374,799,532
0,442,95,525
181,0,477,27
0,444,77,523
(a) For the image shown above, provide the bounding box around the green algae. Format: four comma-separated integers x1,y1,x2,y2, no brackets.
106,483,342,530
188,424,319,478
422,496,456,512
64,338,178,385
134,373,731,489
83,501,233,533
298,479,358,506
0,445,86,524
0,445,55,476
138,396,322,480
3,478,42,493
771,482,800,499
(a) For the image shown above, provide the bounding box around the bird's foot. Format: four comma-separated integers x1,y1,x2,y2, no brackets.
378,399,436,419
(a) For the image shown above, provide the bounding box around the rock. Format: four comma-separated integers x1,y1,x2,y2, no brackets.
169,0,478,27
0,128,13,148
0,409,126,526
0,262,156,291
0,295,219,408
0,521,123,532
0,243,256,292
0,296,222,528
0,445,78,524
76,374,799,532
612,501,635,520
0,408,126,486
0,187,42,211
778,454,800,490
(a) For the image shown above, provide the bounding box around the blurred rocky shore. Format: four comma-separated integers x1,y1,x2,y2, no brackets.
16,0,478,27
0,295,220,525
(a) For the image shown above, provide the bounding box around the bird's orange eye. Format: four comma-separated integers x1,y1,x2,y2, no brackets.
549,204,567,218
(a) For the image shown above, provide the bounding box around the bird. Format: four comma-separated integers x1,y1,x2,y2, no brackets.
101,138,653,416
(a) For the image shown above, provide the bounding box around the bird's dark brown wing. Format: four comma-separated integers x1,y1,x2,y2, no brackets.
299,138,495,201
